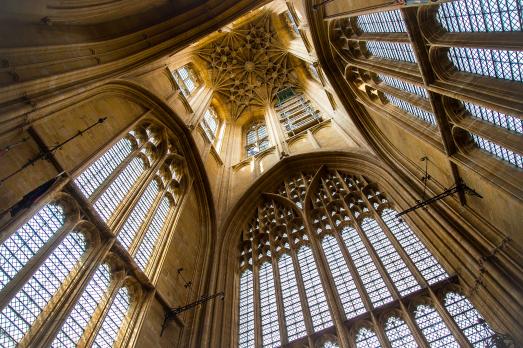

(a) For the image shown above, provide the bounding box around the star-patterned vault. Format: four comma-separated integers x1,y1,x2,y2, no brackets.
198,12,296,119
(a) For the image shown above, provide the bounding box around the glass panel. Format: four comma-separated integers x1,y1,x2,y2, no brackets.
247,130,257,145
414,304,458,347
378,74,429,98
357,9,406,33
381,209,448,285
448,47,523,82
355,327,381,348
75,138,133,198
437,0,523,33
258,125,267,138
0,232,86,347
238,270,254,348
366,41,417,63
323,342,340,348
444,292,495,346
52,264,112,347
0,204,64,291
117,179,160,250
309,63,320,81
341,226,393,307
361,218,420,296
134,197,171,270
202,109,218,141
278,254,306,341
385,93,437,125
384,316,417,348
247,145,258,157
259,262,280,348
93,157,145,222
92,286,130,347
297,246,332,331
259,140,269,151
321,235,365,319
463,101,523,134
286,11,300,34
471,133,523,168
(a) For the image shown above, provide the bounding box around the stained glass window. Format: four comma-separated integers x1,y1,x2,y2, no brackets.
246,122,270,157
448,47,523,82
52,264,112,346
134,197,171,270
0,204,64,291
117,179,160,250
92,286,130,347
357,9,406,33
75,137,133,199
378,74,429,99
384,316,417,348
201,108,219,142
93,156,145,222
259,262,280,348
437,0,523,33
322,235,365,318
341,226,393,307
278,254,306,341
414,304,458,347
366,41,417,63
385,93,437,125
238,270,254,348
355,327,381,348
0,232,86,347
297,247,332,331
471,133,523,168
463,101,523,134
175,66,197,97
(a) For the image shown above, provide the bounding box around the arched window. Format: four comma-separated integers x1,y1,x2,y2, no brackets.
275,88,322,136
201,107,219,142
245,122,269,157
92,285,131,346
173,65,198,97
237,170,497,347
365,41,417,63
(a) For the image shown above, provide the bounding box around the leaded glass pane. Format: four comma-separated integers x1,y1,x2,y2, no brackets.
471,133,523,168
385,93,437,125
92,286,130,347
258,125,267,138
321,235,365,319
414,304,458,347
259,262,280,348
134,197,171,270
381,209,448,284
117,179,160,250
437,0,523,33
0,204,64,291
463,101,523,134
238,270,255,348
357,9,406,33
355,327,381,348
444,292,495,346
259,140,269,151
93,157,145,222
448,47,523,82
341,226,393,307
0,232,86,347
75,138,133,198
278,254,306,341
247,130,257,145
52,264,112,347
384,316,417,348
202,109,218,141
366,41,417,63
297,246,332,331
360,218,420,296
322,342,340,348
378,74,429,98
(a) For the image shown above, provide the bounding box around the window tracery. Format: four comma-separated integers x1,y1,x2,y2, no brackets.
237,169,496,347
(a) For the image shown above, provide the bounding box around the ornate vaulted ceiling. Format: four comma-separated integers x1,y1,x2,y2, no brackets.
197,11,297,119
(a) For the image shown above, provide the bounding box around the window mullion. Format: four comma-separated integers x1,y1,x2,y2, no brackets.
80,271,126,347
252,208,263,348
268,248,288,344
370,312,393,348
88,146,142,204
426,289,474,347
288,248,315,337
0,214,78,312
397,301,431,348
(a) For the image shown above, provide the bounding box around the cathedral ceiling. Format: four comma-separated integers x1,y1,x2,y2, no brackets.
197,11,297,119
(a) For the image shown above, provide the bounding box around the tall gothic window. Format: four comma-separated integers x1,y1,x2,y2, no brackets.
245,122,270,157
237,169,497,347
201,107,219,142
275,88,322,136
0,120,185,346
173,65,198,97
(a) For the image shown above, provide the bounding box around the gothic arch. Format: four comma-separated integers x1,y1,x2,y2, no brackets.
202,150,523,347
